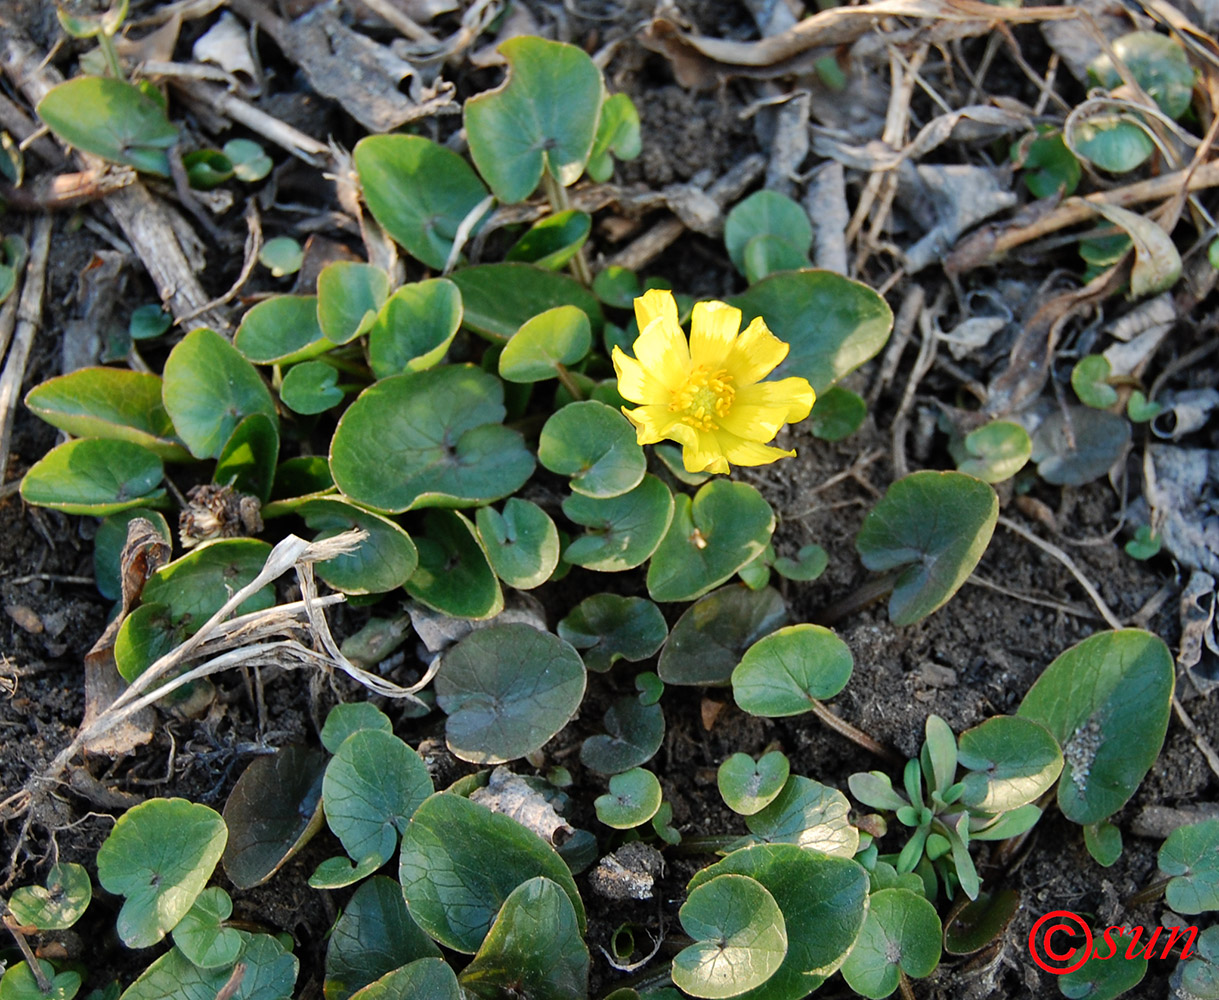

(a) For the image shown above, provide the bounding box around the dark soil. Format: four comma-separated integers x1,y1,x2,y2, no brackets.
1,1,1214,998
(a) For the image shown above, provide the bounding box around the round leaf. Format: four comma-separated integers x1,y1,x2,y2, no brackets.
0,962,80,1000
281,361,343,415
562,474,674,572
659,585,788,686
459,877,589,1000
593,266,641,309
317,262,390,345
225,138,272,181
558,594,667,672
743,234,811,284
733,624,853,717
142,538,275,628
113,603,186,683
1071,354,1118,408
405,509,503,619
449,263,603,342
1059,930,1148,1000
330,365,533,512
7,863,92,931
348,960,460,1000
399,792,585,953
20,438,164,515
499,306,592,383
580,696,665,775
1159,819,1219,915
465,37,603,202
840,888,941,999
259,236,303,277
320,703,393,754
647,480,775,603
855,471,998,626
1018,629,1174,824
354,134,490,271
183,148,233,189
957,715,1064,813
129,303,171,340
323,730,433,867
504,210,592,271
366,278,462,379
539,400,646,498
1090,31,1194,119
173,886,242,970
25,368,187,461
956,421,1031,483
235,295,328,365
436,623,586,763
324,876,440,1000
745,776,858,857
1070,115,1154,172
96,798,227,949
1019,130,1081,199
164,327,277,459
476,499,560,590
119,932,296,1000
297,498,417,594
724,191,812,277
222,746,327,890
1031,406,1131,487
673,874,788,999
808,385,866,442
718,751,790,816
687,844,869,1000
594,767,663,829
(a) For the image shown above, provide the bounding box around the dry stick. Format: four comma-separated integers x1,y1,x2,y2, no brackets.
2,913,51,992
965,574,1100,621
0,215,49,486
354,0,439,45
0,253,20,363
810,699,903,766
890,296,939,480
1170,696,1219,782
177,202,263,324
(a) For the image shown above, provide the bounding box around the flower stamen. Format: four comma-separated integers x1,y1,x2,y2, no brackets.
669,365,735,431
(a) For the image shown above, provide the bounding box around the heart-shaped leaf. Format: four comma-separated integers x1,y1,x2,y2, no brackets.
7,864,92,932
1090,30,1194,120
93,508,171,602
21,438,164,515
732,624,854,717
1059,930,1148,1000
539,400,645,498
957,715,1063,813
1158,819,1219,914
173,886,242,970
96,798,227,948
673,874,788,999
725,191,812,277
450,264,602,342
840,888,941,999
808,386,867,442
499,306,592,383
465,37,603,202
647,480,775,603
659,585,788,686
505,210,592,271
562,474,674,572
718,751,790,816
320,703,393,753
1072,354,1119,409
558,594,667,672
281,361,343,415
475,499,560,590
296,498,417,595
746,776,858,857
1018,129,1080,199
772,544,828,582
855,471,998,625
317,262,390,345
354,135,490,271
1031,406,1131,487
1018,629,1174,825
331,366,533,512
367,278,462,379
955,421,1031,483
234,295,330,365
120,932,297,1000
405,509,502,619
580,696,665,774
594,767,663,829
399,792,585,953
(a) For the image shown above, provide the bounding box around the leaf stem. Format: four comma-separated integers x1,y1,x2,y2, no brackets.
809,698,903,766
554,362,584,400
1124,875,1171,908
899,969,917,1000
97,32,125,80
814,571,899,627
541,167,593,287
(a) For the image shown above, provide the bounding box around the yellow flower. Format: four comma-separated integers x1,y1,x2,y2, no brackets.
612,289,815,475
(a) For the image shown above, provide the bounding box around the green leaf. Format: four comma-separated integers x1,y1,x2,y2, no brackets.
499,306,592,383
269,455,334,505
1072,354,1119,408
558,594,667,673
955,421,1032,483
1125,524,1162,560
718,751,790,816
659,585,788,686
1070,115,1154,173
281,361,344,415
1059,930,1147,1000
323,730,432,866
580,696,665,774
1090,31,1195,120
687,844,869,1000
367,278,463,378
308,855,381,890
465,37,603,203
173,886,242,969
1019,130,1081,199
636,671,665,706
324,877,439,1000
732,624,853,717
93,508,171,602
259,237,303,277
505,210,592,271
647,481,775,603
957,715,1063,813
840,889,941,999
772,544,828,582
808,385,866,442
1126,390,1162,423
436,623,586,763
592,266,641,309
539,400,646,497
476,499,560,589
317,262,390,345
96,798,227,948
847,771,908,812
321,703,393,753
1018,629,1174,825
8,863,92,931
25,368,188,461
449,264,603,342
164,327,278,459
746,776,858,857
347,960,459,1000
330,365,533,512
214,412,279,501
1031,406,1131,487
1084,819,1123,868
587,92,640,182
399,792,585,953
730,270,892,395
743,234,811,284
37,77,177,176
404,509,503,619
235,295,329,365
1159,819,1219,914
119,934,297,1000
673,874,787,999
724,191,812,277
129,303,171,340
183,149,233,189
354,135,490,271
142,538,275,628
1174,925,1219,998
594,767,663,829
1090,202,1182,297
296,498,417,595
942,889,1020,955
0,962,80,1000
562,474,674,572
855,471,998,625
225,138,272,182
222,746,327,890
20,438,164,515
459,877,590,1000
113,603,185,683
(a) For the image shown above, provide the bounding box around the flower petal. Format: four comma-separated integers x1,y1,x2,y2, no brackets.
622,404,684,445
689,301,741,369
719,378,816,441
633,288,679,334
717,430,797,468
679,429,731,476
725,316,789,385
632,316,690,390
612,347,672,405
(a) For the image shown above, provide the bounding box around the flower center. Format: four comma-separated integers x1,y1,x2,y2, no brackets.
669,365,735,431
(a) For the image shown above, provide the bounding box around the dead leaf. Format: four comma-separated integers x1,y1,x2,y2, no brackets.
469,766,574,845
118,12,183,64
6,604,43,634
193,12,260,91
1088,202,1182,298
1178,571,1219,695
899,163,1017,273
700,698,725,731
407,592,547,656
1150,389,1219,441
1144,445,1219,575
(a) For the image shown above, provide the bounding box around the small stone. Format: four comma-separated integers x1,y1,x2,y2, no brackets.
6,604,43,634
588,842,664,901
